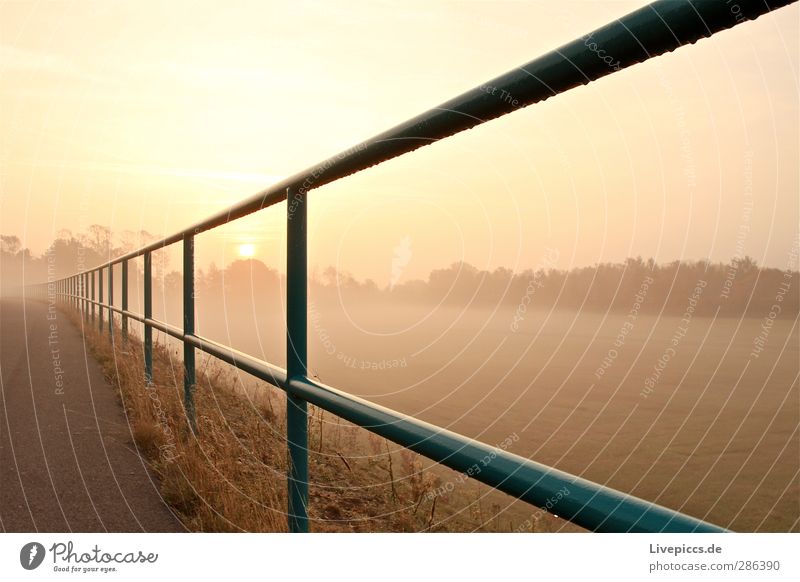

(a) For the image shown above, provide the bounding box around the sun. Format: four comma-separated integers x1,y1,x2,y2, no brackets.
238,243,256,257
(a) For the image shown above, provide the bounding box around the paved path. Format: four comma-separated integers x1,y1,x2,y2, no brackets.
0,296,184,532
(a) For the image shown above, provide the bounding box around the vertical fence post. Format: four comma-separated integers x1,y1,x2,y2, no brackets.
108,265,114,337
121,260,128,343
183,234,197,433
286,186,309,533
144,252,153,385
84,272,89,320
98,268,104,333
91,271,95,324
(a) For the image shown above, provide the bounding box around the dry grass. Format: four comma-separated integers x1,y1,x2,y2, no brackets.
66,307,569,532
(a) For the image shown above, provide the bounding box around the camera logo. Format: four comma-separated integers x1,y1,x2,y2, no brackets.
20,542,46,570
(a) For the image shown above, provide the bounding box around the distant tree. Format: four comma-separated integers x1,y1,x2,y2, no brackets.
87,225,112,257
1,235,21,254
118,230,139,254
738,255,758,273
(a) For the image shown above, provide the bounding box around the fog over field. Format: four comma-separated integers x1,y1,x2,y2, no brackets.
194,297,798,532
3,231,796,531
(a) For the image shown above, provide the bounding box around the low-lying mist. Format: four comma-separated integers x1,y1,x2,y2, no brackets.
3,228,798,530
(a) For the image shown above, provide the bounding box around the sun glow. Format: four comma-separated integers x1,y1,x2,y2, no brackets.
238,243,256,257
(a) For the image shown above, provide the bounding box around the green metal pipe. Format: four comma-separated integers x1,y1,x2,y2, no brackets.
107,266,113,336
184,333,287,388
287,376,726,533
90,271,96,325
121,261,128,341
143,253,153,385
286,186,309,533
183,235,197,433
97,268,104,333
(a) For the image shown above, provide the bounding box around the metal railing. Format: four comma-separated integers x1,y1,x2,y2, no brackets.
29,0,796,533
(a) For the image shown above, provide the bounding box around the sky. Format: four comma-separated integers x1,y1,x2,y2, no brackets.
1,0,798,287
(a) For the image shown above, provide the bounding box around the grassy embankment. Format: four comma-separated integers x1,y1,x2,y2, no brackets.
65,306,567,532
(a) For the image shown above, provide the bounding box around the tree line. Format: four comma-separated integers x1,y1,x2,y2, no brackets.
2,228,797,319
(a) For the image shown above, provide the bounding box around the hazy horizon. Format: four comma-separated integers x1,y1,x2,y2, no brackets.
1,1,798,287
3,225,800,283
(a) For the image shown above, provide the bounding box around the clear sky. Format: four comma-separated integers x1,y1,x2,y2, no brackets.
1,1,797,286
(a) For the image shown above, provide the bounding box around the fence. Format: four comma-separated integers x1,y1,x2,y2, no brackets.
30,0,796,532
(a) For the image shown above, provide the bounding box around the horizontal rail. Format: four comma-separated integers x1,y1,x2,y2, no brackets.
30,0,798,532
53,286,721,532
185,334,288,389
287,376,720,532
83,0,793,273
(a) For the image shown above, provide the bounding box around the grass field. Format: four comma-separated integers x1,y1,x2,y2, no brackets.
78,300,798,532
302,304,799,532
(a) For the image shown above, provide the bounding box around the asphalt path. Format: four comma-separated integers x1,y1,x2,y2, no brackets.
0,296,183,532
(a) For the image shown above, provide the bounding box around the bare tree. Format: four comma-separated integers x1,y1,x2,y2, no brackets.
87,224,112,257
0,235,21,254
